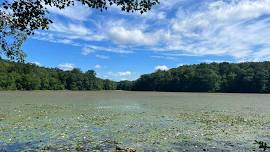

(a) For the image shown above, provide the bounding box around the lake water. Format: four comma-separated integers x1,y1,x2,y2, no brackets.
0,91,269,151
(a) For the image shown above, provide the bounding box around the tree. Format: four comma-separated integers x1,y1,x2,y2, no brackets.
188,63,220,92
2,58,270,93
0,13,27,61
103,79,117,90
127,62,270,93
0,0,159,61
16,74,41,90
117,80,134,90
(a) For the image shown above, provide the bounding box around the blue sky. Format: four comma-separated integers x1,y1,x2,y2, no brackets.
21,0,270,81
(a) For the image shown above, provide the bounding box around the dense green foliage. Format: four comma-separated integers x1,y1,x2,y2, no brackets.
118,62,270,93
117,80,134,91
0,59,116,90
1,60,270,93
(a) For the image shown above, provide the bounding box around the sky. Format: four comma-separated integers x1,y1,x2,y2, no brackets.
21,0,270,81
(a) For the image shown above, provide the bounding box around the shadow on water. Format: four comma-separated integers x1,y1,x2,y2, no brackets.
1,140,263,152
0,139,120,152
0,141,41,152
170,140,267,152
0,131,266,152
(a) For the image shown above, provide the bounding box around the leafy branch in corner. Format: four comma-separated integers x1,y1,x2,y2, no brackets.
0,0,159,61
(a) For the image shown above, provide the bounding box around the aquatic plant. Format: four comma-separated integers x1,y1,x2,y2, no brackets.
1,91,270,151
0,114,5,121
254,140,270,151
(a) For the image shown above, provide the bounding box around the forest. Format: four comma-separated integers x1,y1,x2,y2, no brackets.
118,62,270,93
0,59,116,90
1,59,270,93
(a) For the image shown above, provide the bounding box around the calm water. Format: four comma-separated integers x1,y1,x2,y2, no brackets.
0,91,270,151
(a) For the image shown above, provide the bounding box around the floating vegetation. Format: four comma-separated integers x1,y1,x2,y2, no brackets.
254,140,270,151
116,145,136,152
0,114,6,121
0,91,270,151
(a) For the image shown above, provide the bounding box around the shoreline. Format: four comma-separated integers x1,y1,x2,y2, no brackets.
0,90,269,95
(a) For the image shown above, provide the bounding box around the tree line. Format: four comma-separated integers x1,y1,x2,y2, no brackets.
1,59,270,93
118,62,270,93
0,59,116,90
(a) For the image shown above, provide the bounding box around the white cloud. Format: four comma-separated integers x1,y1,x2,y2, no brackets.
208,0,270,21
94,64,102,69
166,0,270,59
117,71,132,77
203,60,232,63
156,12,167,20
82,47,95,55
57,63,75,71
96,54,110,59
49,22,102,40
154,65,169,71
151,55,176,60
176,63,184,67
82,45,133,55
106,71,136,81
32,31,76,45
47,3,91,21
32,21,105,47
252,49,270,61
32,0,270,62
30,61,41,66
108,26,161,45
159,0,184,10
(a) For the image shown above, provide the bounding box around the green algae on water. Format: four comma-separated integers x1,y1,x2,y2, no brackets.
0,91,269,151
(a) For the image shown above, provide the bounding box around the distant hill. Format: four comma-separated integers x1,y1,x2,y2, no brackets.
118,62,270,93
0,59,116,90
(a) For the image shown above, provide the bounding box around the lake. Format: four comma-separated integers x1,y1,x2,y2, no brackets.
0,91,269,151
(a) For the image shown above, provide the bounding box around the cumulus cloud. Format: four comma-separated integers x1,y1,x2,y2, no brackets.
106,71,136,81
102,0,270,61
57,63,75,71
30,61,41,66
33,0,270,62
108,26,161,46
94,64,102,69
154,65,169,71
176,63,184,67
